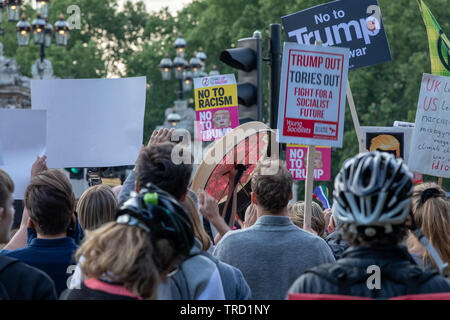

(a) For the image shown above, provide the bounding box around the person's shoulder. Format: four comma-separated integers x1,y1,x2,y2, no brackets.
0,246,29,258
0,255,51,280
217,228,253,246
0,256,56,299
419,272,450,292
290,227,330,247
288,264,335,294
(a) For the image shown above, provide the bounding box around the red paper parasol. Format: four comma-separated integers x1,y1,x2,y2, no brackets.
192,121,278,225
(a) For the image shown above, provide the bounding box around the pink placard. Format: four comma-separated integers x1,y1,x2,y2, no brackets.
286,144,331,181
196,107,240,141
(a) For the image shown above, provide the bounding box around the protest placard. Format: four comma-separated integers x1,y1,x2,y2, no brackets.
0,109,46,199
361,126,414,163
277,42,349,148
282,0,392,70
286,144,331,181
194,74,239,141
31,77,146,169
409,74,450,178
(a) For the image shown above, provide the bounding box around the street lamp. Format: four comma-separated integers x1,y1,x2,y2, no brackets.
189,55,201,78
6,0,21,22
174,36,186,57
44,20,53,47
159,53,173,81
0,1,4,25
36,0,50,19
32,13,46,45
196,48,207,67
54,14,70,46
183,70,193,92
209,65,220,76
16,14,31,46
167,110,182,127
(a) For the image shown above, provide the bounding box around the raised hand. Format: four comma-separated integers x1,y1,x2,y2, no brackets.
30,155,48,181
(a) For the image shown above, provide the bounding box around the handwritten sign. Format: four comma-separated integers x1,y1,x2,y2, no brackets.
277,42,349,147
409,74,450,178
282,0,392,70
194,74,239,141
286,144,331,180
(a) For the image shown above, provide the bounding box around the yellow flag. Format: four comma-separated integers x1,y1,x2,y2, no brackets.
417,0,450,76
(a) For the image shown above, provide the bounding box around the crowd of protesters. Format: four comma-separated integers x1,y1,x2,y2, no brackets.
0,128,449,300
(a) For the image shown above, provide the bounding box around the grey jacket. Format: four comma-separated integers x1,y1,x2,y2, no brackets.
213,215,336,300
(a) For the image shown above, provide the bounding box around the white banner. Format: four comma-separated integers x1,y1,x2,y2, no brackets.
31,77,146,169
0,109,47,199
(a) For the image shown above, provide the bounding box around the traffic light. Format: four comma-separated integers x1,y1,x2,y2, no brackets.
65,167,84,180
220,31,263,123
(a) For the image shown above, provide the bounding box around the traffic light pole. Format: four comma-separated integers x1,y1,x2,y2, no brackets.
254,31,263,122
269,24,281,130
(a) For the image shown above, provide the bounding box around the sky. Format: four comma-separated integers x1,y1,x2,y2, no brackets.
118,0,194,14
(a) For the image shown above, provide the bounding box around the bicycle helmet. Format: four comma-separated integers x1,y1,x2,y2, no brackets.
115,183,195,271
333,151,413,229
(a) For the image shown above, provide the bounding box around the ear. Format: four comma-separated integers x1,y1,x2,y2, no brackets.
251,192,257,205
28,218,35,230
134,181,139,193
71,212,76,228
179,190,188,202
0,207,4,221
289,190,293,200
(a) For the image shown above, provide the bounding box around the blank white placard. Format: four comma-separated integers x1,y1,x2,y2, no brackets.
31,77,146,169
0,109,47,199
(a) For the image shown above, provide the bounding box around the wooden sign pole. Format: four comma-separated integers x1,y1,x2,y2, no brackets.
346,83,365,152
304,145,315,230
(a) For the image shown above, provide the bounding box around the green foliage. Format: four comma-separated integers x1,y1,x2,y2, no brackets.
2,0,448,191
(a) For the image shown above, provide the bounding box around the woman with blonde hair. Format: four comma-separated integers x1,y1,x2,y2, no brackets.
288,201,326,238
61,184,195,300
407,183,450,277
77,184,118,231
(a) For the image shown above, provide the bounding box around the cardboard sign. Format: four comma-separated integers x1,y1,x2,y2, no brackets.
361,126,414,163
282,0,392,70
409,74,450,178
277,42,349,147
0,109,47,199
31,77,146,169
194,74,239,141
286,144,331,181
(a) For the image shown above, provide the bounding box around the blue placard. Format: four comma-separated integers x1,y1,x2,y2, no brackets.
282,0,392,70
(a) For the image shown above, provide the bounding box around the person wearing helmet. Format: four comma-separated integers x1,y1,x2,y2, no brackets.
60,183,195,300
288,151,450,299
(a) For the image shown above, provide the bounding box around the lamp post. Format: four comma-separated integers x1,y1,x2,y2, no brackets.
159,37,216,101
12,1,70,79
158,38,220,132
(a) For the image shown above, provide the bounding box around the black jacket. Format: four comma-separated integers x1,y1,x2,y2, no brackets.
325,231,349,260
288,245,450,299
0,256,57,300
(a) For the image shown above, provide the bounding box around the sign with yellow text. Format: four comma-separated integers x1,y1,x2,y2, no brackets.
194,74,239,141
